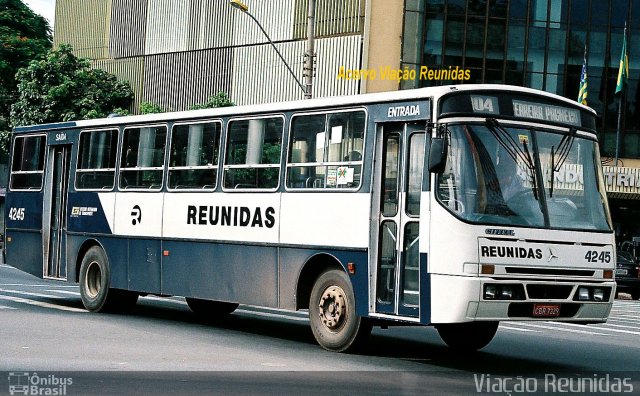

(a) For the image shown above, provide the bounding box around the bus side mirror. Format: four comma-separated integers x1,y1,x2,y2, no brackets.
428,137,448,173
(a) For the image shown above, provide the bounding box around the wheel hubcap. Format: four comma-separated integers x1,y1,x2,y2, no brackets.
318,285,346,330
85,261,101,299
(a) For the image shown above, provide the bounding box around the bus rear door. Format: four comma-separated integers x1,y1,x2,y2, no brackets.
43,144,72,280
373,122,425,318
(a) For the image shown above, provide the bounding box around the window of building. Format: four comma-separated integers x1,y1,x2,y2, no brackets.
223,116,283,190
169,121,221,190
76,129,118,190
287,110,365,189
10,135,46,190
120,125,167,190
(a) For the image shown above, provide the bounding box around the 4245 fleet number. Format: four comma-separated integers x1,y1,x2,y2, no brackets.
584,250,611,263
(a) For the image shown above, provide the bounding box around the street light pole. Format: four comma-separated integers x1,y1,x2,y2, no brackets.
303,0,316,99
230,0,310,98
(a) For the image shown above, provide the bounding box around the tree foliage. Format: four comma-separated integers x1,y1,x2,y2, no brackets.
0,0,52,114
190,91,235,110
140,101,165,114
0,0,52,154
10,44,134,127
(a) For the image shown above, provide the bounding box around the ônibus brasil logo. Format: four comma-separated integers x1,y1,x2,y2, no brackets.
7,372,73,395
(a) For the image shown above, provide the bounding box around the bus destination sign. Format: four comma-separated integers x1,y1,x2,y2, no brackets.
441,93,590,129
512,100,580,126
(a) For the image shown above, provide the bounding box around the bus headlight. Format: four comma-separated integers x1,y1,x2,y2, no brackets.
593,288,605,302
577,287,590,301
485,285,497,299
500,287,513,299
483,284,525,300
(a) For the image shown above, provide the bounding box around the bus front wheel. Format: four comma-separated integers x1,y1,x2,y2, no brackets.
309,269,371,352
436,321,499,351
79,246,137,312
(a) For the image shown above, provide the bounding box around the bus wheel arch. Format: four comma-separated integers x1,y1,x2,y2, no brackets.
75,239,103,283
295,253,343,311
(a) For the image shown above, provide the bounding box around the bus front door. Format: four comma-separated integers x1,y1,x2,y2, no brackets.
373,122,425,317
43,145,71,280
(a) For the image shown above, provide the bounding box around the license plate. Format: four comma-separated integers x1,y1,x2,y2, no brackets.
616,268,629,276
533,304,560,317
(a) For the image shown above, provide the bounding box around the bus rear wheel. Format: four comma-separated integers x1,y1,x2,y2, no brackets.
79,246,138,312
436,321,499,351
185,298,239,315
309,269,371,352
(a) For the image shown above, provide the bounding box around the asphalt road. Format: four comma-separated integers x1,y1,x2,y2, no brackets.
1,263,639,395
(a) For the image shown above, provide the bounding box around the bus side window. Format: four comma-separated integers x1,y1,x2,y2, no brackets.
286,110,365,189
168,121,220,190
223,116,283,190
76,129,118,190
10,135,46,190
119,126,167,190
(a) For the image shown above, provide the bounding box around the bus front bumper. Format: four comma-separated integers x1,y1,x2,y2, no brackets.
429,274,615,324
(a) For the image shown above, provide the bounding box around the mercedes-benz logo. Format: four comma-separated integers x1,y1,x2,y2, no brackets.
547,247,558,262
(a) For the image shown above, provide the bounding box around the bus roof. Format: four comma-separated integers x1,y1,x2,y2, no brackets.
13,84,595,132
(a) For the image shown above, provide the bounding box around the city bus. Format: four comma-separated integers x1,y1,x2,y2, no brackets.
4,84,615,352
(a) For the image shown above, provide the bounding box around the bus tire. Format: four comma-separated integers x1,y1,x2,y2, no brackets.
436,321,499,351
185,297,239,315
309,269,371,352
79,246,115,312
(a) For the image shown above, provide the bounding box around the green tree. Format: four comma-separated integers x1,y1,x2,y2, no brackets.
0,0,52,154
190,91,235,110
10,44,133,127
140,101,165,114
0,0,52,115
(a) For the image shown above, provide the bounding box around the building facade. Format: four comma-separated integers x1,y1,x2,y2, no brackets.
53,0,378,110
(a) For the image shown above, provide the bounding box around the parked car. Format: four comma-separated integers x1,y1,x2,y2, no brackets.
616,250,640,300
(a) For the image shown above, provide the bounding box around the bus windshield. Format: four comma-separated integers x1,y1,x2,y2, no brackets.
437,122,612,231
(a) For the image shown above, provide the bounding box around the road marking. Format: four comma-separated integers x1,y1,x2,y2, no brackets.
0,295,85,313
499,325,541,333
608,315,640,322
511,322,609,336
559,322,640,336
45,290,80,296
596,322,640,330
0,288,65,300
0,284,77,288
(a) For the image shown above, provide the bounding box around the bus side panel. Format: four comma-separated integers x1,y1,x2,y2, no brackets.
5,230,43,278
161,240,278,307
279,248,369,316
5,191,45,277
128,238,161,294
66,235,129,290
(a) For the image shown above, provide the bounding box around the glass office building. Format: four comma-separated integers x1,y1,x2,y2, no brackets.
401,0,640,253
401,0,639,158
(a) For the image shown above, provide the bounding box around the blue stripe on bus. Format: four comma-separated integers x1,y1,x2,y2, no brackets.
62,234,370,315
14,121,77,132
419,253,431,324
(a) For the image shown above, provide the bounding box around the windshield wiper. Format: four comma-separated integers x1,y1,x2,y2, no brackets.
549,127,577,198
485,118,538,200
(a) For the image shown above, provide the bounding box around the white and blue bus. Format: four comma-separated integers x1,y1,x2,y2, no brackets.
4,85,615,352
